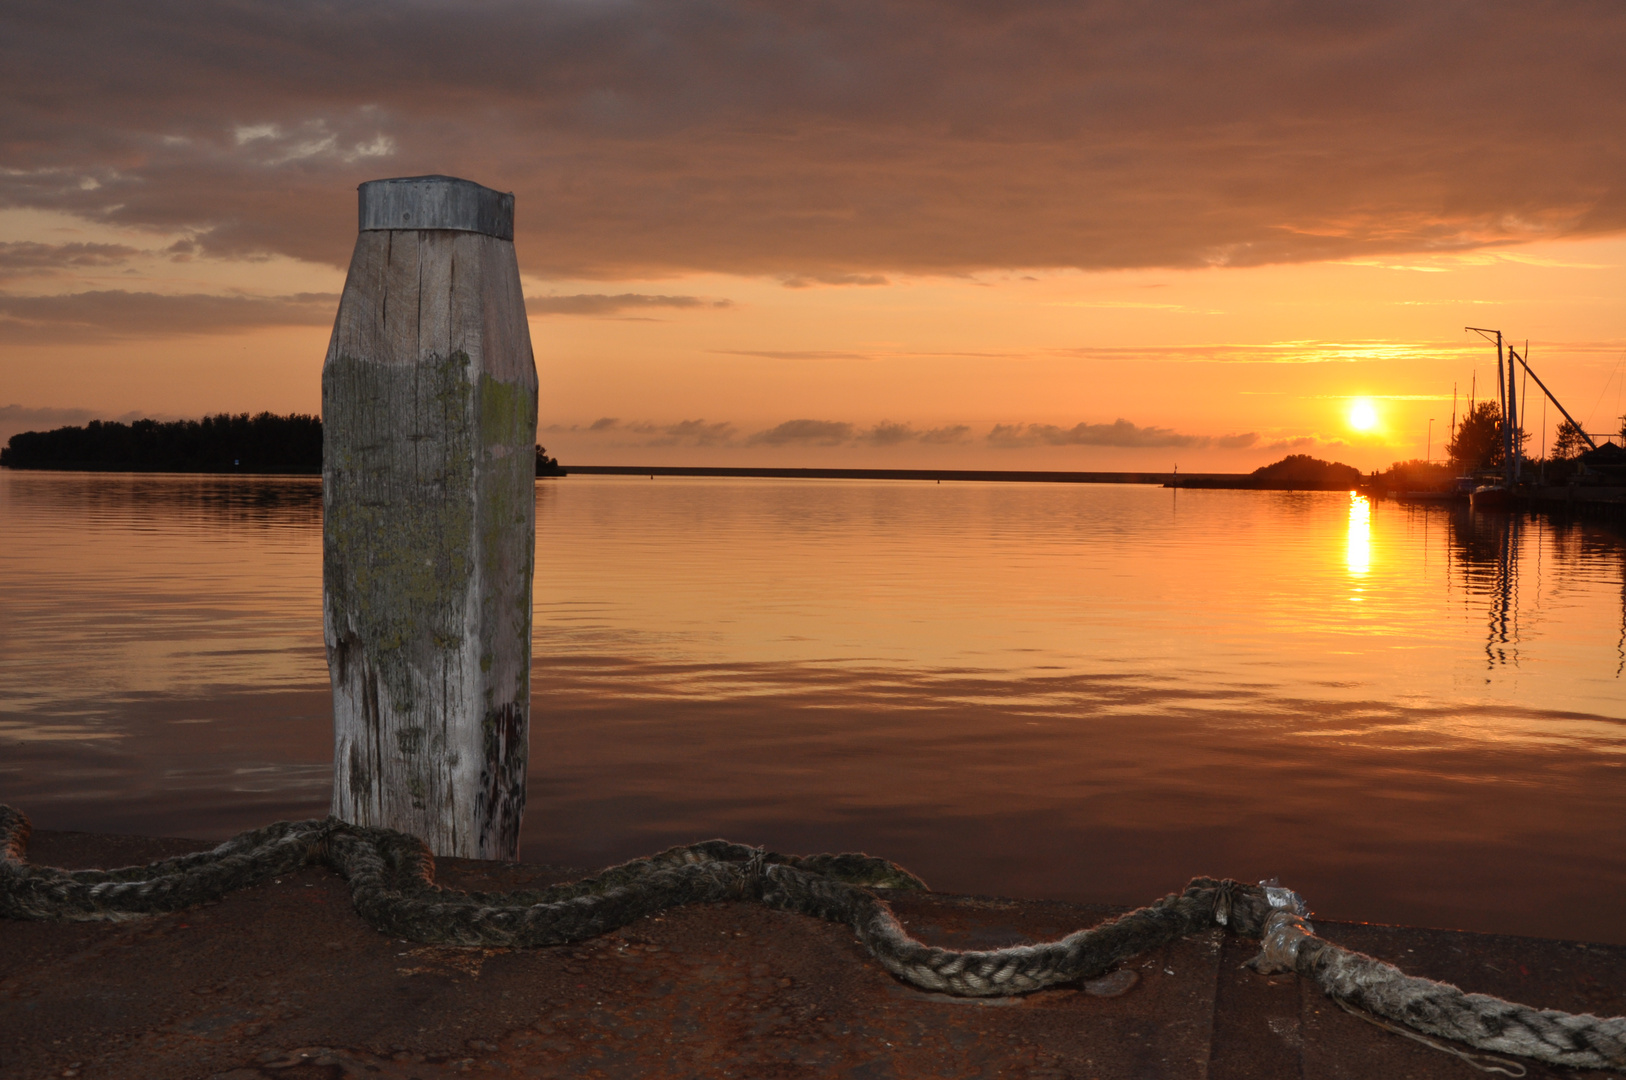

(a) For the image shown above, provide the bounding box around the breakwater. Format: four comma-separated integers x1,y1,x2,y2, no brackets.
566,465,1213,484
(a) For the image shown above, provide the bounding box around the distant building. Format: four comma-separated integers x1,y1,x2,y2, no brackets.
1575,442,1626,483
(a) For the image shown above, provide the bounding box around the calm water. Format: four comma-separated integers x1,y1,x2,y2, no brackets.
2,471,1624,943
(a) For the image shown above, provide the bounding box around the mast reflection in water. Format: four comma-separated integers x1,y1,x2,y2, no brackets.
1442,504,1626,673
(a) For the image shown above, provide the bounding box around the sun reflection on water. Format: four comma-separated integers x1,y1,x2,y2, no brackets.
5,472,1626,943
1347,492,1371,578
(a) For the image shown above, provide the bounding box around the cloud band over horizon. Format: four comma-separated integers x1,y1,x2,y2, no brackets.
547,416,1278,452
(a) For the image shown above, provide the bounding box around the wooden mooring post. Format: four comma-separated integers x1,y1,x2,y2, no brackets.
322,176,537,860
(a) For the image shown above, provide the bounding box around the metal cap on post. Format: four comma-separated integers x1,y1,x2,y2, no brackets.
323,175,537,860
358,176,515,240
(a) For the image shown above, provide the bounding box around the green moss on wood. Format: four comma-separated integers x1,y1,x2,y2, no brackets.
322,351,478,713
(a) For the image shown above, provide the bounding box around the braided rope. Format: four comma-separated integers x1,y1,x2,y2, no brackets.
4,804,1623,1069
1252,909,1626,1070
0,805,1269,994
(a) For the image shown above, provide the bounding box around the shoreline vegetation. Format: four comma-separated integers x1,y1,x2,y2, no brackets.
0,414,1361,486
0,413,569,479
2,413,324,475
1,413,1535,492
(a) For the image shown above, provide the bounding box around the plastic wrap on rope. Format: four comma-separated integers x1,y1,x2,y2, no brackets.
1249,908,1626,1070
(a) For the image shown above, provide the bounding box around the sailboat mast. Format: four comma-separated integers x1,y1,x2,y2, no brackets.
1506,335,1521,482
1450,382,1457,460
1467,327,1512,479
1497,331,1516,483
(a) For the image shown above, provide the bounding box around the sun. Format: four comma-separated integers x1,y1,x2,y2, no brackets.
1348,398,1379,432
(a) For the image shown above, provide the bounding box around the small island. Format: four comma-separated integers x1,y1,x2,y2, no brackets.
1170,453,1362,490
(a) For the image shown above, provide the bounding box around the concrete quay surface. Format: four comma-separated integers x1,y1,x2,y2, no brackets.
4,830,1624,1080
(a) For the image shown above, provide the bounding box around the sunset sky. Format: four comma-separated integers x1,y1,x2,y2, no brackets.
4,1,1626,470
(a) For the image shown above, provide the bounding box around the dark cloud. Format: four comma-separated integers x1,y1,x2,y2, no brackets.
3,1,1622,281
552,415,1263,451
0,403,167,444
526,293,731,316
546,417,737,446
747,419,856,446
918,425,972,445
647,419,737,446
779,272,890,289
866,421,917,446
988,419,1259,449
554,416,975,448
0,242,141,279
0,403,104,427
0,290,338,343
864,421,972,446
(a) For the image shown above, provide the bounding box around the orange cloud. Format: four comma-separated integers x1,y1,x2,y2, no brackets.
0,290,337,343
527,293,732,316
988,420,1257,450
0,242,142,280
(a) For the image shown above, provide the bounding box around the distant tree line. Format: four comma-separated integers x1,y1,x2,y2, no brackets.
1173,453,1363,490
2,412,567,477
1551,418,1596,461
1446,402,1504,470
1,413,323,473
1365,403,1626,493
1446,401,1625,472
